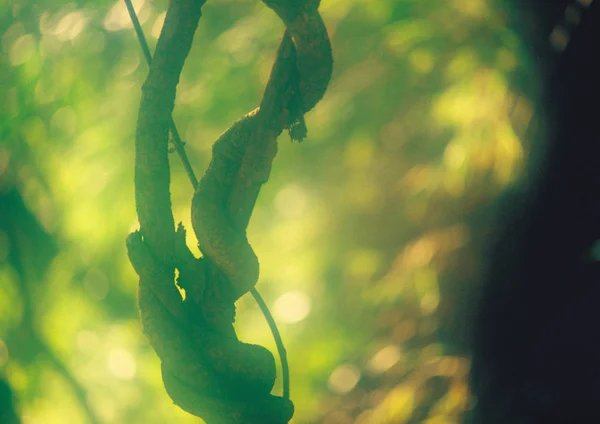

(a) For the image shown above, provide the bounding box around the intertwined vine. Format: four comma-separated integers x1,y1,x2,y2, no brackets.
125,0,332,422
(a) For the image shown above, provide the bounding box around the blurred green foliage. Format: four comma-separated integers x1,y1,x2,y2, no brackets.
0,0,540,422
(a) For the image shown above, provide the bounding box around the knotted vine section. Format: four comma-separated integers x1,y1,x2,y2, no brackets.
125,0,332,422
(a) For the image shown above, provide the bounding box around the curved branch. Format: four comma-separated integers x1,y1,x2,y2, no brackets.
192,3,333,298
134,0,205,263
128,1,332,422
228,6,333,231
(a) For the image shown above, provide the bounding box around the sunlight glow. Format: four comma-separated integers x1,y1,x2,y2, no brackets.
2,0,548,421
76,330,100,354
451,0,489,19
367,345,402,374
369,384,415,422
354,410,374,424
275,184,308,219
115,53,141,77
10,34,36,66
443,142,466,170
104,0,148,32
403,238,436,268
436,356,470,378
273,291,311,324
151,12,167,39
54,11,89,41
328,364,361,394
107,348,137,379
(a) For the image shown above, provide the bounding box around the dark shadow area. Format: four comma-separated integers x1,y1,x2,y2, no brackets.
469,1,600,422
0,377,21,424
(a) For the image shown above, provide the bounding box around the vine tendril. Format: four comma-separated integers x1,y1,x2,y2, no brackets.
124,0,290,400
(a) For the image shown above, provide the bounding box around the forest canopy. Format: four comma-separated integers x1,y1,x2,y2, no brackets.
1,0,543,422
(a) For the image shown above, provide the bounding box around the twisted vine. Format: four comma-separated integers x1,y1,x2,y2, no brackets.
125,0,332,422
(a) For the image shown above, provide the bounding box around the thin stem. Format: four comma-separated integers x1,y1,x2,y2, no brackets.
123,0,290,400
123,0,152,64
251,288,290,399
170,124,199,190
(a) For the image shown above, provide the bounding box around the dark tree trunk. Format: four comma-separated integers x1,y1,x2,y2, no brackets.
469,2,600,423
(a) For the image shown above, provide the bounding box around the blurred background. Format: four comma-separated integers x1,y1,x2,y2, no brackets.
0,0,588,423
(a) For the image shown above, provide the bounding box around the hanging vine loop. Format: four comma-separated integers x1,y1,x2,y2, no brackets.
126,0,332,422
